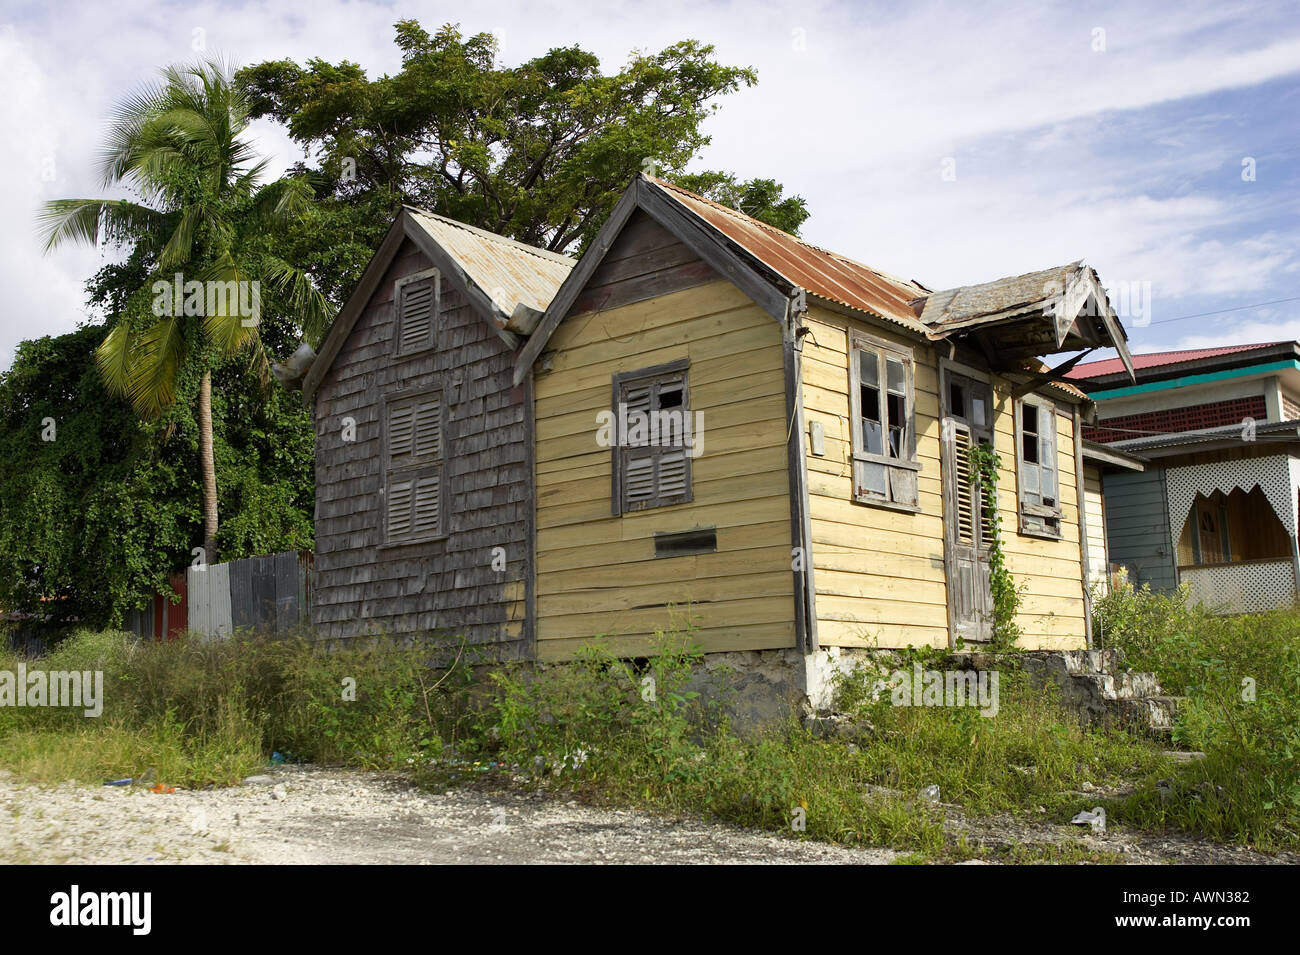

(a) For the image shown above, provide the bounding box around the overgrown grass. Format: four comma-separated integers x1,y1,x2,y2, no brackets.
0,629,485,788
3,597,1296,855
1094,581,1300,850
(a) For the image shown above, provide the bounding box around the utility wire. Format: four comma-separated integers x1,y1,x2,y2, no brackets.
1146,295,1300,326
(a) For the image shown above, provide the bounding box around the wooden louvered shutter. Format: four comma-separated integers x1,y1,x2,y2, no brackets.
613,362,693,514
952,424,976,545
412,474,441,537
1016,397,1062,537
387,477,414,539
385,390,445,542
396,273,438,355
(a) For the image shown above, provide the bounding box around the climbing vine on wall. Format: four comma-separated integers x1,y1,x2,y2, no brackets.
968,442,1023,649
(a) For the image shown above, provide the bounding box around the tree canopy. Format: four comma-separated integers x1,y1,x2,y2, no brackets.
239,22,808,256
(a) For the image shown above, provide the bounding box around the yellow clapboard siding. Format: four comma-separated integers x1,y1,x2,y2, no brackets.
536,593,793,632
540,315,783,397
540,546,793,595
551,279,755,345
808,493,946,539
815,618,949,649
538,520,792,572
551,304,773,373
534,346,783,420
536,620,797,661
816,593,951,627
814,567,947,603
539,446,786,509
540,466,788,529
536,388,787,449
537,494,790,552
533,279,796,657
538,568,793,615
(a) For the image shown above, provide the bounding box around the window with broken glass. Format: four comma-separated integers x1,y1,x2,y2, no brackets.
849,334,919,509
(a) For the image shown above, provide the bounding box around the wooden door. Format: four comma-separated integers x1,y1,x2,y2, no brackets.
942,371,994,644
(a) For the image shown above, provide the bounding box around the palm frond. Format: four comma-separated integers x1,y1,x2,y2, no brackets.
196,254,260,356
94,322,137,399
125,316,187,418
37,199,166,253
263,257,335,345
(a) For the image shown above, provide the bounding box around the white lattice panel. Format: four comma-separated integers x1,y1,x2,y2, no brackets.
1166,454,1297,550
1181,560,1296,614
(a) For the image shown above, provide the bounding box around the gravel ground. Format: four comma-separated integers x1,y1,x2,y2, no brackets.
3,765,1293,865
0,766,898,865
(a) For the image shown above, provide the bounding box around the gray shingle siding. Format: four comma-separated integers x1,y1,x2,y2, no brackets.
312,238,533,655
1101,468,1177,592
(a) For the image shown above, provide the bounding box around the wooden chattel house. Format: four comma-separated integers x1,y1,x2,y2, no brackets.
304,174,1135,688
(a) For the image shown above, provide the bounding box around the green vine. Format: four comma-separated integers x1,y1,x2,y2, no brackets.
968,442,1024,650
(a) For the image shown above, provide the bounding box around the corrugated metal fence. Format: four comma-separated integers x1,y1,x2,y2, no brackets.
126,550,313,641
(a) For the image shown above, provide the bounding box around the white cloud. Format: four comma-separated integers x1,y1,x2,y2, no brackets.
3,0,1300,371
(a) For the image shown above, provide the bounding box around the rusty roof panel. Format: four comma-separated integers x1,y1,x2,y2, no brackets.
406,208,574,317
648,178,931,333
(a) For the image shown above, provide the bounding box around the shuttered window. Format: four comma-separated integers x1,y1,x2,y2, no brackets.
1015,396,1061,537
611,360,693,514
849,333,919,508
394,270,439,356
384,390,445,542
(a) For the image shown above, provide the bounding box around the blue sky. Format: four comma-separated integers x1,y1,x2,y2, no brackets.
1,0,1298,370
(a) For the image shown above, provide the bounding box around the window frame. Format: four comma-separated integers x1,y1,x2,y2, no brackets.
610,358,694,515
847,331,920,512
393,268,441,358
381,386,448,545
1014,393,1063,539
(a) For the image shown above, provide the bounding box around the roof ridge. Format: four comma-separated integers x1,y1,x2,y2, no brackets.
646,175,928,293
403,206,575,266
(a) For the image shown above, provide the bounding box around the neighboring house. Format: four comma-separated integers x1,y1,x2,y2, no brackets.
1079,440,1148,593
1068,342,1300,613
303,208,574,654
304,174,1137,703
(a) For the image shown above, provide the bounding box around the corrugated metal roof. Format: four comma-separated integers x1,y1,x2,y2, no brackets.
1108,419,1300,452
1067,342,1289,380
648,177,931,333
405,208,574,317
916,262,1084,331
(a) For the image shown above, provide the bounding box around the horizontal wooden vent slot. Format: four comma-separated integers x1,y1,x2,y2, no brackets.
654,527,717,558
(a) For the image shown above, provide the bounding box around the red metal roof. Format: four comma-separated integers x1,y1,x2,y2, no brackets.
1066,342,1288,380
649,177,931,333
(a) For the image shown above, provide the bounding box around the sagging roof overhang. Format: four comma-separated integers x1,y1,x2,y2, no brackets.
304,207,573,402
914,261,1136,390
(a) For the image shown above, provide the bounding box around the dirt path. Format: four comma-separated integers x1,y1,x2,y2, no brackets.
0,766,897,864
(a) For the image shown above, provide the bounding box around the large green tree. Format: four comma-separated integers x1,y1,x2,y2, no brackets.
0,327,313,629
38,61,332,562
239,21,809,254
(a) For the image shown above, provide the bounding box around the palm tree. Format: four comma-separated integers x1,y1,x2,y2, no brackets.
39,60,332,563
